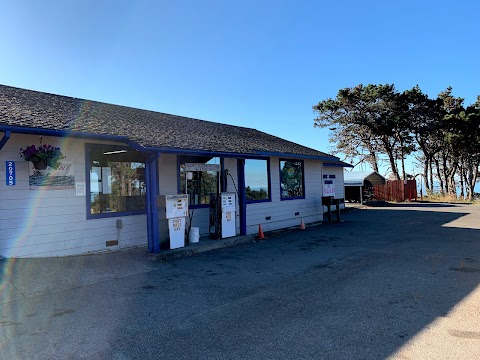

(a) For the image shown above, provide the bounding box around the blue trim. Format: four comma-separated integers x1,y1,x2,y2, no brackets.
145,161,152,251
87,210,147,219
324,163,354,168
246,198,271,204
279,158,306,201
245,157,272,204
280,196,306,201
254,151,338,162
85,143,148,220
146,155,160,253
237,159,247,235
0,131,11,150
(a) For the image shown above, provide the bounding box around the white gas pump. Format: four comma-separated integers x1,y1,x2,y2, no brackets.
157,194,189,249
221,192,236,238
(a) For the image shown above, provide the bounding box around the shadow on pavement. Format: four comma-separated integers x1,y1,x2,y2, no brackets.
1,204,480,359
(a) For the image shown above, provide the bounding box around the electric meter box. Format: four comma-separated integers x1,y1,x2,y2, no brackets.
221,192,236,238
157,194,189,250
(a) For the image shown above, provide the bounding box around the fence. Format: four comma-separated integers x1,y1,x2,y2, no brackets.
373,180,417,202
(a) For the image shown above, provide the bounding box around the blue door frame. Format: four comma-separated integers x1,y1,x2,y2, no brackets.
146,155,160,252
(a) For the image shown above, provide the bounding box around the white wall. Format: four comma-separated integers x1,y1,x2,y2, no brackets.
0,133,147,258
162,156,327,238
322,166,346,211
0,133,346,257
244,158,324,235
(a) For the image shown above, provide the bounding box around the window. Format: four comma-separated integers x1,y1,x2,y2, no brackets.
87,145,146,216
245,159,270,202
179,157,220,206
280,159,305,199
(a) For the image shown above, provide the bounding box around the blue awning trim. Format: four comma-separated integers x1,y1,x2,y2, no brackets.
0,130,11,150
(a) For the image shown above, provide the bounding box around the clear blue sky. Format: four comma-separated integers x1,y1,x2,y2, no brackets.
1,0,479,175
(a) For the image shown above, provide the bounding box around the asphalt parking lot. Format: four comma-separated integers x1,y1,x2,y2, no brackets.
1,203,480,359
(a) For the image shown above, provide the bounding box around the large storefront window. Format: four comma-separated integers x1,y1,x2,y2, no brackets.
245,159,270,202
179,156,220,206
280,159,305,199
87,145,146,216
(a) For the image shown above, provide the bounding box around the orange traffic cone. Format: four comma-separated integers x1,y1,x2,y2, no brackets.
258,224,265,240
300,218,305,230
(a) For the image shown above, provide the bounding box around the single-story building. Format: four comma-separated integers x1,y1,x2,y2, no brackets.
344,171,386,203
1,84,351,258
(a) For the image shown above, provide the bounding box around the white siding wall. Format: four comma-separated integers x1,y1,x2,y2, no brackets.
0,133,346,258
322,166,345,211
244,158,323,235
0,134,147,258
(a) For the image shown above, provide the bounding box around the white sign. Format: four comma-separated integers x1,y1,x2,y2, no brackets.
323,182,335,197
75,182,86,196
185,163,221,172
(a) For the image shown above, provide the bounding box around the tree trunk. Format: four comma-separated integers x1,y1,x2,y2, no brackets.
429,158,434,193
458,164,465,200
368,152,379,173
400,141,406,180
465,161,479,201
423,156,430,191
435,158,444,194
381,136,400,180
442,154,450,194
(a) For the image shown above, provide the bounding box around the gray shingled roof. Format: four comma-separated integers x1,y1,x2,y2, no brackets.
323,159,354,168
0,84,338,160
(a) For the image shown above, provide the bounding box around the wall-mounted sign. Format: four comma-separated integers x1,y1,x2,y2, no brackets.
29,161,75,190
6,161,15,186
185,163,221,172
323,180,335,197
75,182,86,196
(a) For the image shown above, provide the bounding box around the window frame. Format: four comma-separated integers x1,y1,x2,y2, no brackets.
85,143,147,219
245,157,271,204
279,158,306,201
177,156,221,209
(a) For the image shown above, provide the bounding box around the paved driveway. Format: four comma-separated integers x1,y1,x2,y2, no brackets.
1,203,480,359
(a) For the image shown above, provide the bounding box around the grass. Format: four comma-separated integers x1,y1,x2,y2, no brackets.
419,192,480,204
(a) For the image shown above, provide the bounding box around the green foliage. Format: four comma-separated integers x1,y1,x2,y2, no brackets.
246,186,268,200
314,84,480,200
280,161,304,198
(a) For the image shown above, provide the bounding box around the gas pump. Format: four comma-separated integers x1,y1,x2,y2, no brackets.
220,192,236,238
157,194,189,249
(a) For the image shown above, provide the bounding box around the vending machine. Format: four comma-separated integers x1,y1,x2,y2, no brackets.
220,192,236,238
157,194,189,249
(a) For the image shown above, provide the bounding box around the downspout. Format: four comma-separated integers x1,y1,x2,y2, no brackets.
0,131,11,150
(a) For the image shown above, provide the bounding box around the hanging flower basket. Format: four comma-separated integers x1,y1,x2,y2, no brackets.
19,144,65,170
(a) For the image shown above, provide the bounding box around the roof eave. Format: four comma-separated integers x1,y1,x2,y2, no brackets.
1,125,338,161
